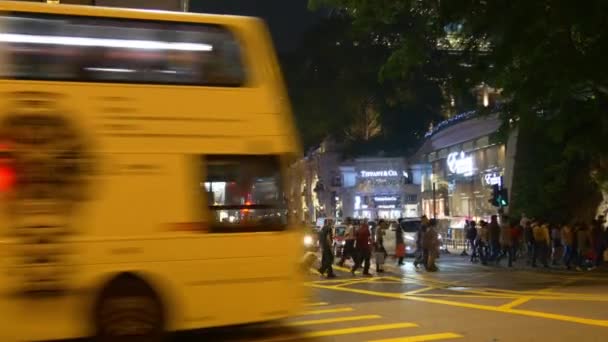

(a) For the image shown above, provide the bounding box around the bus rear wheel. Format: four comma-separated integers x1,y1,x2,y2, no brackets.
94,274,165,342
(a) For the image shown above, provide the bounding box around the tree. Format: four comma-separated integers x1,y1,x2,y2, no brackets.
310,0,608,220
283,13,446,156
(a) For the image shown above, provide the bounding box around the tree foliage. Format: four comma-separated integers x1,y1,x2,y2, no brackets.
283,14,448,156
310,0,608,219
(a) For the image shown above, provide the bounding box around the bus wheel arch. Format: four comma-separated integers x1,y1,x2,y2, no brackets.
92,271,167,342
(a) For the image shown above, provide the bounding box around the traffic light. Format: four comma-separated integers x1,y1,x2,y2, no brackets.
489,184,500,207
489,185,509,207
498,188,508,207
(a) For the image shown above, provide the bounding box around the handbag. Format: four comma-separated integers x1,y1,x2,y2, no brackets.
396,243,406,257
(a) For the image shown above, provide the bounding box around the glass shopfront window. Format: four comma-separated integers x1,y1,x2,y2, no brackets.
422,144,506,220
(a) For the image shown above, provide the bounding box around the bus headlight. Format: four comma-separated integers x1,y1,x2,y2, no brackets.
303,235,313,247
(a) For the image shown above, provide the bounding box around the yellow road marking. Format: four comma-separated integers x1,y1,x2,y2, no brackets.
368,332,464,342
298,307,354,315
480,287,608,298
334,264,353,273
305,302,329,307
415,293,516,299
336,278,380,287
299,322,418,338
404,286,436,295
404,295,608,328
308,283,608,328
287,314,381,326
500,296,533,309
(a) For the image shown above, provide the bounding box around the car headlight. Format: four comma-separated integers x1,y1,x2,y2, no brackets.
340,240,346,246
303,235,313,247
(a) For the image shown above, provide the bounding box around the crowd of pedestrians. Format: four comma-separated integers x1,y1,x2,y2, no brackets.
317,216,442,278
464,214,608,270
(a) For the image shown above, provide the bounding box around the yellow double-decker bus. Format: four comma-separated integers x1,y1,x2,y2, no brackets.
0,1,305,341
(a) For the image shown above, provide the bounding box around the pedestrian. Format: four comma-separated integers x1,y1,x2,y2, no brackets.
318,219,336,278
477,220,489,265
523,220,535,265
395,218,406,266
591,216,605,268
466,220,478,262
461,220,471,256
511,222,523,261
414,215,429,268
488,215,501,261
337,217,356,267
550,224,562,266
352,218,372,276
374,219,388,273
423,219,440,272
561,223,575,269
532,222,550,268
497,216,514,267
576,222,591,271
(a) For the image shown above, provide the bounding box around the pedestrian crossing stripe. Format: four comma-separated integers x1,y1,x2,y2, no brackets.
297,307,354,315
298,322,418,338
368,332,464,342
305,302,329,306
287,314,381,326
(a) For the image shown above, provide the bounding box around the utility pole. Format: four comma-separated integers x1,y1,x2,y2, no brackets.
432,182,437,219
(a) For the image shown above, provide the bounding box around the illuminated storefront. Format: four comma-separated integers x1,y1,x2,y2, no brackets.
339,158,421,220
416,113,515,227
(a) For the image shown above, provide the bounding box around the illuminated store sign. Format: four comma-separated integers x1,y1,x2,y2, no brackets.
374,196,398,202
360,170,399,178
483,173,502,186
378,204,396,209
447,151,474,176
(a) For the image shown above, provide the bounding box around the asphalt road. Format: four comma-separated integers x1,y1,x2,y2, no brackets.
176,253,608,342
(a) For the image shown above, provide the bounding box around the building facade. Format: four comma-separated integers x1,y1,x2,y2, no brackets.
289,143,422,224
415,113,517,229
338,158,421,220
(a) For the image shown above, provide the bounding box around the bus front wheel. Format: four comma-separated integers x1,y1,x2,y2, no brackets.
93,273,166,342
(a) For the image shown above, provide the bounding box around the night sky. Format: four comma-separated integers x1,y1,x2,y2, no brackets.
190,0,323,53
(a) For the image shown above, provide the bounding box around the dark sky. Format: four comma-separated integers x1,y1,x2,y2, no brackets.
190,0,323,53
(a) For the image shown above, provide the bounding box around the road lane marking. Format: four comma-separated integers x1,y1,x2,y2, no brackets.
404,286,436,295
299,322,418,338
500,296,533,309
287,314,381,326
308,283,608,328
333,264,353,273
298,307,354,315
305,302,329,306
336,278,380,287
368,332,464,342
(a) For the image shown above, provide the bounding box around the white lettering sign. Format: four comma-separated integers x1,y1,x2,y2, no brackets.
360,170,399,178
377,204,396,209
447,151,474,176
484,173,502,186
374,196,398,202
